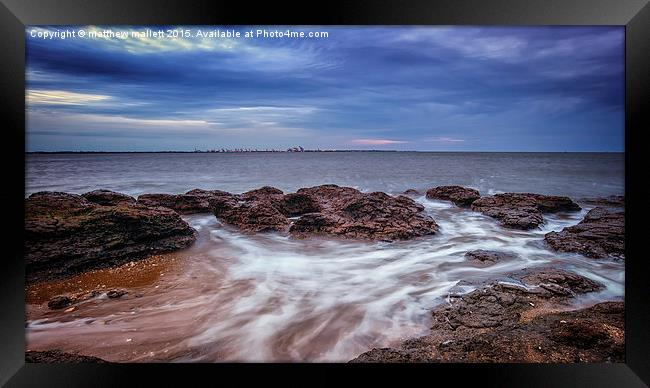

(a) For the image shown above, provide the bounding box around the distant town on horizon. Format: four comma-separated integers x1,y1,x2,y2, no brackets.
26,147,624,154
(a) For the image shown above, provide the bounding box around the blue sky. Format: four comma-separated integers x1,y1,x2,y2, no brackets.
26,26,624,152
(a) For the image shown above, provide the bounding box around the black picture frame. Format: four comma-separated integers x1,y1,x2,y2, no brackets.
1,0,648,386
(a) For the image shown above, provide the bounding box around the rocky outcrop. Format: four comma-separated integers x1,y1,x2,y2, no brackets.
25,192,196,283
289,186,439,241
402,189,421,197
426,186,480,207
210,195,290,233
351,268,623,363
544,207,625,259
578,196,625,209
82,190,136,206
470,193,581,229
240,186,284,202
278,193,322,217
208,184,439,241
107,289,128,299
47,295,74,310
137,189,232,214
296,184,365,210
465,250,517,267
26,350,110,363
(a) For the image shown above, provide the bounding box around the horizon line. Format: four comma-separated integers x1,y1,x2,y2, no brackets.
26,150,625,154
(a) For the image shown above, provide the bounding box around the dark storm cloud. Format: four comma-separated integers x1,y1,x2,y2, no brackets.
26,26,624,151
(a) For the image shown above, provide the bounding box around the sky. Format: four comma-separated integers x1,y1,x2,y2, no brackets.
25,26,624,152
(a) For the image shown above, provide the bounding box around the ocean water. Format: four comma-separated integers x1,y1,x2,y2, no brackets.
26,152,624,198
25,152,625,362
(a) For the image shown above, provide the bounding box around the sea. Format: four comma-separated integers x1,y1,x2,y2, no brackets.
25,152,625,362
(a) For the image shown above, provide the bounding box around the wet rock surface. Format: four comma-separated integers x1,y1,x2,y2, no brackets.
426,186,480,207
544,207,625,259
137,189,232,214
25,192,197,283
47,295,74,310
470,193,581,229
402,189,421,197
209,184,439,241
578,195,624,209
82,190,136,206
289,187,439,241
210,194,290,233
350,268,623,363
107,289,128,299
278,193,322,217
465,250,517,267
26,350,110,363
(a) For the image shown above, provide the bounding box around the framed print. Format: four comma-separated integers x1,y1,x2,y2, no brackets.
1,0,649,386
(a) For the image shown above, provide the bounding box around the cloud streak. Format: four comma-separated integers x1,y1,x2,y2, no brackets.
349,139,408,145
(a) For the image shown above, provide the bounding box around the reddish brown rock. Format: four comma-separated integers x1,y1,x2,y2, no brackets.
137,189,232,214
47,295,74,310
26,350,110,363
578,195,624,209
107,289,128,299
426,186,480,207
402,189,421,197
465,250,517,266
82,189,136,206
25,192,196,283
278,193,322,217
528,194,582,213
209,195,290,233
350,268,622,363
471,193,581,229
209,184,439,241
290,190,439,241
296,184,365,210
240,186,284,202
544,207,624,259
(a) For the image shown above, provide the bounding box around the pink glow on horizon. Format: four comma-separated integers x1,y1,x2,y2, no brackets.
349,139,408,146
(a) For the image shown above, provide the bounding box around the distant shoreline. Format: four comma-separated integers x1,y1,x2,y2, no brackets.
26,150,624,154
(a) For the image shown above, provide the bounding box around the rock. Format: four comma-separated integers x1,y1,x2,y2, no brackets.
550,302,624,349
402,189,421,197
465,250,517,266
82,190,136,206
529,194,582,213
544,207,625,259
209,184,439,241
240,186,284,202
296,184,365,210
430,268,603,331
137,189,232,214
471,193,581,229
107,289,128,299
426,186,480,207
578,196,624,209
136,193,177,208
277,193,322,217
26,350,109,363
25,192,197,283
47,295,74,310
350,268,621,363
289,190,439,241
349,348,433,363
209,195,290,233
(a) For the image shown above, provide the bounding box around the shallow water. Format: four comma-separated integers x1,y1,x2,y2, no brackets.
25,196,624,362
